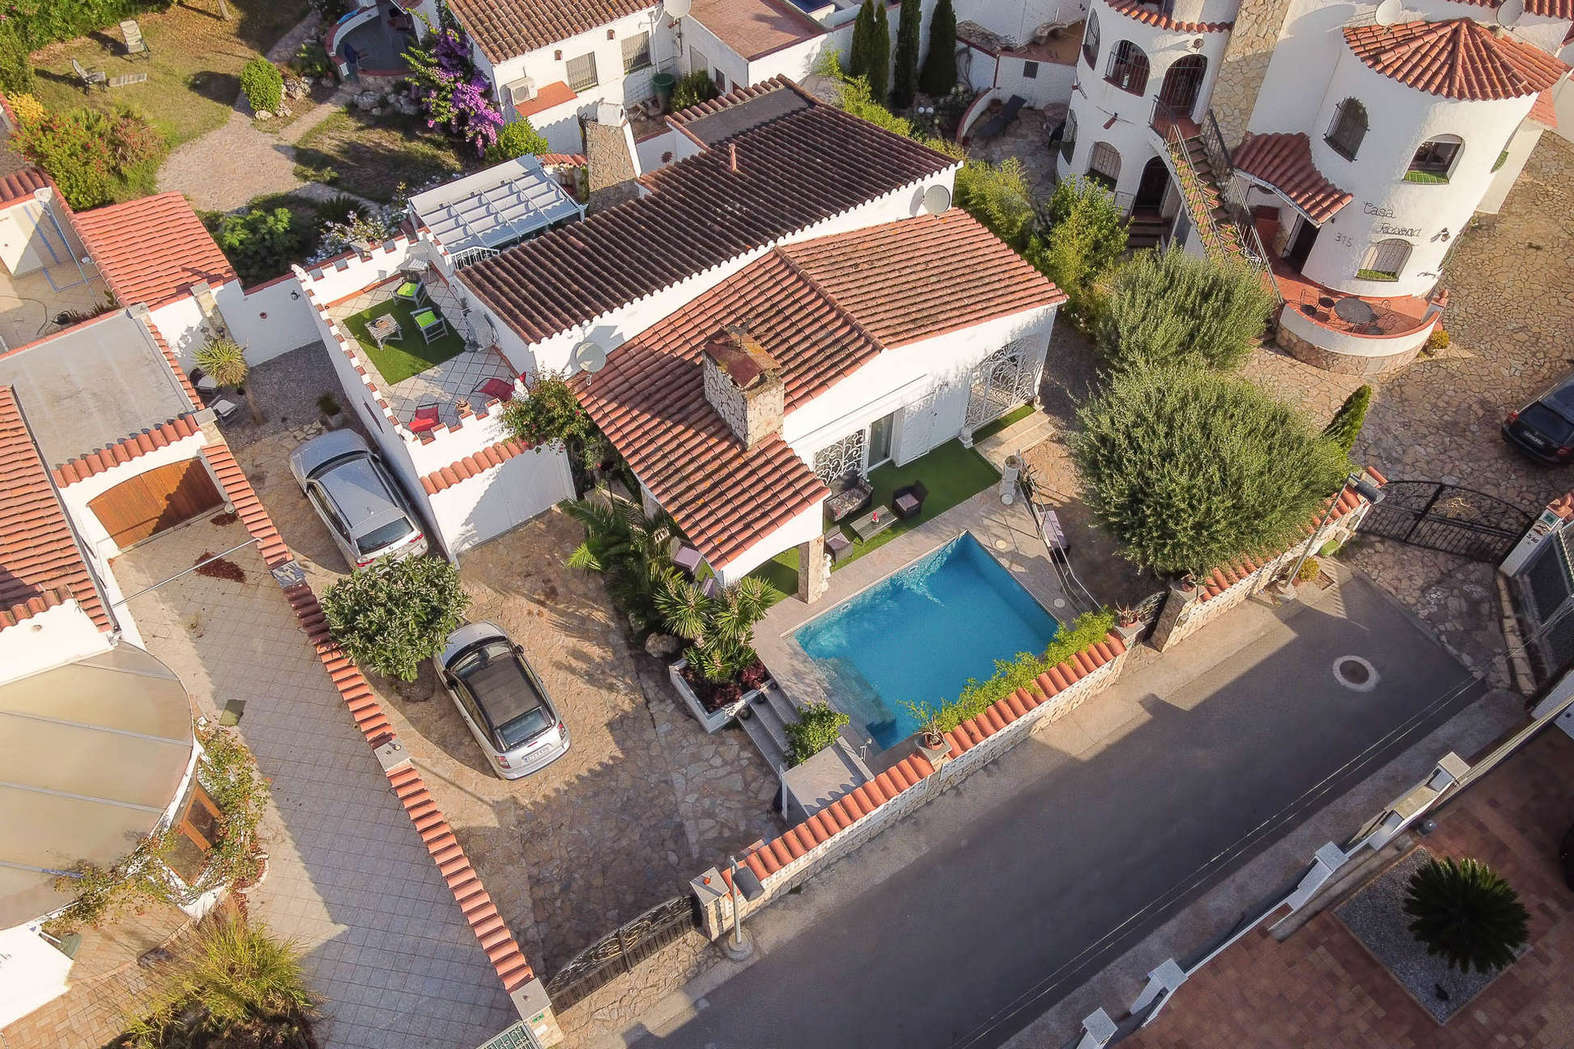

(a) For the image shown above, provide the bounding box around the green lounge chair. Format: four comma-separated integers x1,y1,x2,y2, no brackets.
413,308,448,343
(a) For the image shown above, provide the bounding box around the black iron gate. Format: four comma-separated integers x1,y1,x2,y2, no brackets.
544,895,700,1010
1356,480,1531,563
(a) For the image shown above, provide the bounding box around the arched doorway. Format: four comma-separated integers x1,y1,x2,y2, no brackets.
1134,156,1169,212
1158,55,1208,118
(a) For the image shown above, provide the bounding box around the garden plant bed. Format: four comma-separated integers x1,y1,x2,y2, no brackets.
340,298,466,385
291,110,472,202
27,0,311,152
1336,847,1520,1023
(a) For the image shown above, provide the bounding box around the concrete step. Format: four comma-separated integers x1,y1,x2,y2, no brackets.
738,695,789,774
761,681,800,730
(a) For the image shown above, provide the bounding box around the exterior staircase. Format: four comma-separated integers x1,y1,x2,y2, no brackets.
737,680,801,775
1126,208,1168,250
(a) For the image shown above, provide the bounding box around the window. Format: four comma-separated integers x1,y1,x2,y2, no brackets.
566,52,598,93
165,781,222,883
715,70,727,92
1105,40,1150,96
621,31,651,73
1023,60,1039,79
1325,98,1367,160
1405,135,1461,183
1088,141,1121,190
1060,109,1077,163
1358,238,1410,281
1081,11,1100,69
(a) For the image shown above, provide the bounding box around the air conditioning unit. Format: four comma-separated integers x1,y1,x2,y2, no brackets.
503,77,537,111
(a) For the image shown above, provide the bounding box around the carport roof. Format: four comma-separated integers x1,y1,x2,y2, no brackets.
0,310,197,468
409,154,582,257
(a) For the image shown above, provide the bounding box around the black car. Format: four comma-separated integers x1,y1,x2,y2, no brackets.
1504,375,1574,464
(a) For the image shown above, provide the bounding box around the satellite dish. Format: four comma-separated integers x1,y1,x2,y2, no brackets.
663,0,691,18
1374,0,1402,25
922,184,952,215
1496,0,1523,26
573,339,607,374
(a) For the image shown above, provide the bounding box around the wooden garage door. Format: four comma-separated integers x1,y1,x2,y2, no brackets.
88,458,223,548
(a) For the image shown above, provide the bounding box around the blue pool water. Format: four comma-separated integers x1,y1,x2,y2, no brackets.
793,534,1059,750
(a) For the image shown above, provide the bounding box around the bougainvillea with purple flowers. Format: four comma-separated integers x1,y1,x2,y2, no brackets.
403,18,503,154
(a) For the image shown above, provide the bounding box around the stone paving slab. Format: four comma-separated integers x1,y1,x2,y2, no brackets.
110,519,518,1049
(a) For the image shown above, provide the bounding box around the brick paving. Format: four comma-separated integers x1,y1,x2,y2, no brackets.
1125,728,1574,1049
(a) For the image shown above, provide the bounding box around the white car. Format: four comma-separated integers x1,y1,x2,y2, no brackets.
435,623,570,779
288,430,427,569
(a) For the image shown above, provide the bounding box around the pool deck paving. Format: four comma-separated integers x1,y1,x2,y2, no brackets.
614,566,1517,1049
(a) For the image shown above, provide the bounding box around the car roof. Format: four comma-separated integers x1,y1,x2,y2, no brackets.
317,455,406,533
1541,376,1574,419
453,641,551,731
291,429,370,478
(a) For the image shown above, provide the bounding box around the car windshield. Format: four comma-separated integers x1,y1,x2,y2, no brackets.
355,517,415,555
1522,403,1574,444
452,639,553,749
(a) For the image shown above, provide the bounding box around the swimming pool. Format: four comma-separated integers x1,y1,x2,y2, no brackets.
793,533,1059,750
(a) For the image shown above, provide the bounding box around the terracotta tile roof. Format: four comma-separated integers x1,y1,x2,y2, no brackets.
1549,491,1574,521
447,0,651,62
0,167,48,209
1451,0,1574,16
1529,82,1562,127
668,77,807,128
689,0,824,61
0,386,110,634
778,210,1067,347
512,80,577,119
1231,132,1353,224
420,437,535,494
1343,19,1568,100
1105,0,1232,33
199,439,536,994
52,415,202,486
70,192,237,308
537,152,587,166
460,81,958,343
730,631,1128,885
574,211,1061,570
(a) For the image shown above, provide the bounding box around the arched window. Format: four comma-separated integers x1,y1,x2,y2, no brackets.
1158,54,1208,117
1359,238,1410,281
1060,110,1078,164
1088,141,1121,190
1406,135,1462,183
1105,40,1150,96
1325,98,1367,160
1081,11,1100,69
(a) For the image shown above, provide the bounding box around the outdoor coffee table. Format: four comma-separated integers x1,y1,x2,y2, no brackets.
849,506,894,542
367,313,402,347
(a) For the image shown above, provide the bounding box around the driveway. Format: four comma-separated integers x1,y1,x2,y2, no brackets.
627,572,1486,1049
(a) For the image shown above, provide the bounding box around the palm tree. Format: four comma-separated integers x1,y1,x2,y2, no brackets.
1403,856,1529,974
654,574,779,683
563,493,681,634
195,338,263,423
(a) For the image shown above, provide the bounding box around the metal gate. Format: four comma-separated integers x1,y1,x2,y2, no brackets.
964,341,1040,434
544,895,700,1010
1356,480,1531,563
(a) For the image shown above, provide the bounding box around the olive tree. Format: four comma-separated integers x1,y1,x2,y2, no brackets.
322,556,469,681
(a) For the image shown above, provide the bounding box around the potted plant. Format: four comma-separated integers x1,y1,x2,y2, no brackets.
195,338,264,423
905,701,952,766
656,574,780,731
317,392,344,427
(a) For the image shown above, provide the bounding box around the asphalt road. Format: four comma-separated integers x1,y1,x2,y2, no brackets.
630,577,1486,1049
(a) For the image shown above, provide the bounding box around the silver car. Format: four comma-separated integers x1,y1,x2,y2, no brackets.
435,623,570,779
287,430,427,569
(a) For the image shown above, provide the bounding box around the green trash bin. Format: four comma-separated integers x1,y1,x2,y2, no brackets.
652,71,675,112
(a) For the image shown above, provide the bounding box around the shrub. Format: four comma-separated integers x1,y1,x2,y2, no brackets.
9,93,45,127
211,207,304,285
1426,328,1450,352
1028,178,1128,324
1097,248,1277,372
1322,384,1373,455
1296,556,1321,583
312,203,400,261
671,69,717,112
785,702,850,767
955,158,1035,250
16,105,165,209
240,57,284,114
404,16,504,153
292,160,340,184
919,0,958,96
891,0,922,109
501,371,595,450
905,609,1115,736
1404,857,1529,974
293,39,335,80
1071,364,1348,577
485,118,549,163
322,556,470,681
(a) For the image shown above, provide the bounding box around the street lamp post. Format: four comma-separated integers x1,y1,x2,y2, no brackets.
1286,471,1385,589
723,855,764,961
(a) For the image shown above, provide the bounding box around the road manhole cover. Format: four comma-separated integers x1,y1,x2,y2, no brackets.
1333,655,1378,692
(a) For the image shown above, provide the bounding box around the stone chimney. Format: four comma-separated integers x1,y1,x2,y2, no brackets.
702,326,784,449
585,102,642,212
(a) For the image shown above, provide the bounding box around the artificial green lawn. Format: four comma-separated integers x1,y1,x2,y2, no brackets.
971,402,1034,442
749,438,1000,595
342,299,466,385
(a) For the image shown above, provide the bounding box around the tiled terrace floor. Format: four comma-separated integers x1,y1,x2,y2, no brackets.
1125,728,1574,1049
328,274,513,428
0,260,110,350
108,519,518,1049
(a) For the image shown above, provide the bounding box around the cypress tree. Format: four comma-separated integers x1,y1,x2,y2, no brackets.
1322,384,1373,454
891,0,921,109
848,0,875,80
919,0,957,96
868,1,891,104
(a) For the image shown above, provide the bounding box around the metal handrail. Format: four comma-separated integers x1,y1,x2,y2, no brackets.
1162,121,1230,259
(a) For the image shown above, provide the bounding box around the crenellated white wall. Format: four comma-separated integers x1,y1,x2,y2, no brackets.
1296,47,1537,297
430,445,575,557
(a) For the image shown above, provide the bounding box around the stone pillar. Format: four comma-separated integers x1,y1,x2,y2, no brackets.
188,280,233,344
691,868,729,940
509,977,565,1047
1207,0,1297,148
797,534,828,604
1149,578,1201,652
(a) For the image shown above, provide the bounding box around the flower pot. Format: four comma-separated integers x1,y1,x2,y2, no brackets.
918,733,950,767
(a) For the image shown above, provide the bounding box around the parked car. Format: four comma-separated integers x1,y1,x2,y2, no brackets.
1503,375,1574,464
435,623,570,779
288,430,427,568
